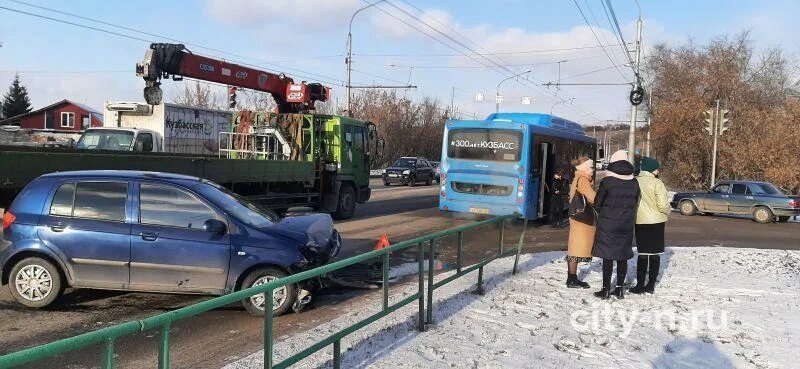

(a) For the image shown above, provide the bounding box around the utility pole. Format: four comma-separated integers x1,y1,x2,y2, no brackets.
450,86,456,118
346,0,386,116
626,11,643,163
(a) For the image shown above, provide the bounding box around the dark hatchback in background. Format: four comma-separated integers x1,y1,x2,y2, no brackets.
382,157,435,186
0,171,340,315
671,180,800,223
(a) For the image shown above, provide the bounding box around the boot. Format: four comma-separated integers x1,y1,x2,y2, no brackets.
643,281,656,294
629,284,648,294
593,288,611,299
566,274,590,289
612,286,625,299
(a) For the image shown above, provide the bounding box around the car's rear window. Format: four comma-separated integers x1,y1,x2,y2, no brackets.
49,183,75,216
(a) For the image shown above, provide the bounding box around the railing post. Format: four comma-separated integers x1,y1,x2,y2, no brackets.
499,218,506,255
382,252,390,311
158,324,171,369
417,242,425,332
333,339,341,369
456,231,463,273
264,289,274,369
426,239,435,325
102,337,115,369
513,218,529,275
476,266,485,295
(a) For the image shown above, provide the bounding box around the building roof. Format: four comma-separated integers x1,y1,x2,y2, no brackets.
0,99,103,125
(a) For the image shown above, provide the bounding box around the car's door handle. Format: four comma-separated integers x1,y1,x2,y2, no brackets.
50,224,65,232
139,232,159,241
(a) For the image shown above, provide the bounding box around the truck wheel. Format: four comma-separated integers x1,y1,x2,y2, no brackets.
332,184,356,220
679,200,697,216
777,216,790,223
240,267,296,316
8,257,64,308
408,175,417,187
752,206,774,224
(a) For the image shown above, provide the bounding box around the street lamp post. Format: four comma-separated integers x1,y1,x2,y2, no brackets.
550,97,575,115
495,69,532,113
346,0,386,116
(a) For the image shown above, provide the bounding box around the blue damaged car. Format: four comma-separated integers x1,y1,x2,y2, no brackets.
0,171,340,315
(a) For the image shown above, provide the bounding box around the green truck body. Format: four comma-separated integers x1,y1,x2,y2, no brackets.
0,112,377,220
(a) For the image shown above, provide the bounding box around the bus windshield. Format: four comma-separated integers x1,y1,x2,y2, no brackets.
447,129,522,162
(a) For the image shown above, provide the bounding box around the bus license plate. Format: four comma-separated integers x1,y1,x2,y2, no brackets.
469,207,490,214
388,174,398,177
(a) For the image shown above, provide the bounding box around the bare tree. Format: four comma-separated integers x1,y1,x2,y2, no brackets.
171,81,223,109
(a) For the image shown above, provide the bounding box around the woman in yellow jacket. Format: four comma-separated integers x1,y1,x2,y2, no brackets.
630,157,671,294
566,157,596,288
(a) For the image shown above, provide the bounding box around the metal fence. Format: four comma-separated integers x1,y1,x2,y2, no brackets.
0,214,526,369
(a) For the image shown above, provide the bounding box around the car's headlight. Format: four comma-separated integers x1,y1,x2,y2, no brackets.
382,169,386,174
403,170,410,175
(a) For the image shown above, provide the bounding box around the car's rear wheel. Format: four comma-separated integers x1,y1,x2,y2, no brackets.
240,267,296,316
679,200,697,216
8,257,63,308
777,216,791,223
753,206,774,224
425,175,432,186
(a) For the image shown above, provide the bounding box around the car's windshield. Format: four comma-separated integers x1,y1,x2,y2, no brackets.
392,158,416,168
76,130,135,151
195,182,279,228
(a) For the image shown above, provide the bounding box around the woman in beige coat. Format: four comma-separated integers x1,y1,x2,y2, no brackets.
566,156,596,288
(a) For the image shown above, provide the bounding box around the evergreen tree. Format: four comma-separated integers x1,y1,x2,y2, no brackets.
2,74,33,120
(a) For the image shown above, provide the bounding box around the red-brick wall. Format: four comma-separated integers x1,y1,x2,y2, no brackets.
19,102,102,132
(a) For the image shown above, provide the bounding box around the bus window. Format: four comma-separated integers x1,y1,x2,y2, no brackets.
447,129,522,162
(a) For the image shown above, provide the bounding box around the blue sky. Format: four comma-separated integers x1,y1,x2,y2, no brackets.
1,0,798,124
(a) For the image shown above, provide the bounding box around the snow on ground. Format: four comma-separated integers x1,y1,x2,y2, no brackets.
224,247,800,369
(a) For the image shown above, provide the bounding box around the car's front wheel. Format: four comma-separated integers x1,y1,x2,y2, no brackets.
408,175,417,187
240,267,296,316
8,257,64,308
752,206,774,224
679,200,697,216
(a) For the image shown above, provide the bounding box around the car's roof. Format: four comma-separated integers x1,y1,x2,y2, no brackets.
717,180,773,185
41,170,203,183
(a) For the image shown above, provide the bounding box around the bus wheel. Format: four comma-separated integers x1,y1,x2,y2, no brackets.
332,184,356,220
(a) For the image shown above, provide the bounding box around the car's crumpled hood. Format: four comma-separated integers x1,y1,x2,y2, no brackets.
265,213,339,264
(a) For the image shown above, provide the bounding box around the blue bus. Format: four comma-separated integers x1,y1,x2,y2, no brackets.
439,113,597,220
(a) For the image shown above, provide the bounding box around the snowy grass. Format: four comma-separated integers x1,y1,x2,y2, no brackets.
224,247,799,369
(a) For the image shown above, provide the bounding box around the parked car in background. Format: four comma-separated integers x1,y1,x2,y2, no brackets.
671,180,800,223
0,171,340,315
431,161,441,184
382,157,435,186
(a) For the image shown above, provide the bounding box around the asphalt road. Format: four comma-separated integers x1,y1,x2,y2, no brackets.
1,180,798,368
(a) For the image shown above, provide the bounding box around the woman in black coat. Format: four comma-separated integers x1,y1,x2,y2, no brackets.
592,150,640,299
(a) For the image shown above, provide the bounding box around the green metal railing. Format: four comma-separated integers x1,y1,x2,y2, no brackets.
0,214,527,369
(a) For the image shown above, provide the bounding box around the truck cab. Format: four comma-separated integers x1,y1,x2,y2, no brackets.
75,127,163,153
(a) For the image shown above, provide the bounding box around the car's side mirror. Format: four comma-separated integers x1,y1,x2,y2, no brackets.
203,219,227,234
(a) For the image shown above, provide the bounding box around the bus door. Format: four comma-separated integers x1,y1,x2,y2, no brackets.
527,138,554,219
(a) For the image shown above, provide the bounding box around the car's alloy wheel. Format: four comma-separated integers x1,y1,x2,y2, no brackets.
249,276,289,312
15,265,53,302
753,207,773,224
680,201,696,216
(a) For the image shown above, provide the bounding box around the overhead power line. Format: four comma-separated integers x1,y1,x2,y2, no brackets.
601,0,637,72
1,2,348,86
571,0,629,81
354,43,632,58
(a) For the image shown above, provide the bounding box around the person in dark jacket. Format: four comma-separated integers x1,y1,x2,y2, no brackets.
549,170,568,228
592,150,640,299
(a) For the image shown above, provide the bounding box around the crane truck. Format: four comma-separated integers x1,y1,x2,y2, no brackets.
0,43,381,219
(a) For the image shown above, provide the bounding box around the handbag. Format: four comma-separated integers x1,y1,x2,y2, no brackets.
569,179,596,225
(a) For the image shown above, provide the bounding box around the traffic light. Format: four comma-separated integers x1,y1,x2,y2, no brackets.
228,86,237,109
704,109,714,136
718,109,730,135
